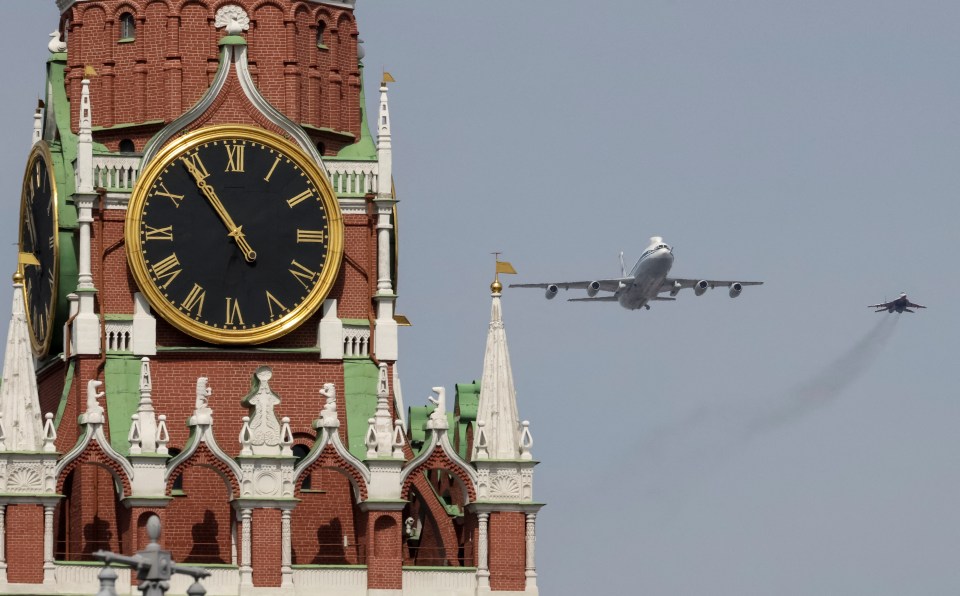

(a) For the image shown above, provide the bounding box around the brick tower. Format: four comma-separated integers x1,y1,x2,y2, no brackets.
0,1,542,594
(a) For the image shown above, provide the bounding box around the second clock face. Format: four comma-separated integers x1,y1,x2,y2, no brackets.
126,126,343,344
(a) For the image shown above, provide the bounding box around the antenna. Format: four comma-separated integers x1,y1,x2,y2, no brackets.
619,251,626,277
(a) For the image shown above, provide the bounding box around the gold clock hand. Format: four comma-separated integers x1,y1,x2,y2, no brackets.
181,158,257,262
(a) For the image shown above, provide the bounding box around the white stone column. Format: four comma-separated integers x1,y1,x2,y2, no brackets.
73,197,100,355
477,512,490,591
43,504,55,585
0,505,7,583
525,512,538,592
281,509,292,588
240,508,253,586
375,207,393,294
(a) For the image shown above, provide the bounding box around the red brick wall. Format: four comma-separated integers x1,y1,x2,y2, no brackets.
6,504,44,583
489,511,526,591
252,508,281,587
54,462,121,561
64,1,360,150
292,468,360,564
367,511,401,590
164,466,234,564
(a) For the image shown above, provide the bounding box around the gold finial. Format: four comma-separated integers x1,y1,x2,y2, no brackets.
12,271,24,284
491,252,517,294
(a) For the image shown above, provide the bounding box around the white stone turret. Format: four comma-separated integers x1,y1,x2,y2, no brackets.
373,75,399,360
73,78,100,355
0,275,44,451
474,284,523,460
376,78,392,198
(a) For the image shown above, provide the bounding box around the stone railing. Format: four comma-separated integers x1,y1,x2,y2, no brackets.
167,566,239,596
90,154,141,192
55,562,132,593
324,160,379,196
342,324,370,357
292,566,367,593
105,319,133,352
82,156,377,199
402,568,477,595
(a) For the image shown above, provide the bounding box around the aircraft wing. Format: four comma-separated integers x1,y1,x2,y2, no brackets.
510,278,630,293
658,278,763,295
906,300,927,309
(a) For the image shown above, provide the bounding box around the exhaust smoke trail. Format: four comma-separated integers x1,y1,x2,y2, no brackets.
634,316,899,498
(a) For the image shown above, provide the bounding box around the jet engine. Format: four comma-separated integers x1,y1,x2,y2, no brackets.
586,281,601,297
694,280,709,296
729,282,743,298
545,284,559,300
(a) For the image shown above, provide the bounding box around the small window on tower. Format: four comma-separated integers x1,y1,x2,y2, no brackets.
316,141,326,156
316,21,327,48
119,139,136,153
119,12,136,42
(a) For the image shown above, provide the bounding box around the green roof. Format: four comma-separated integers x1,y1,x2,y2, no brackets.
454,382,480,460
335,64,377,161
104,356,143,456
342,358,380,459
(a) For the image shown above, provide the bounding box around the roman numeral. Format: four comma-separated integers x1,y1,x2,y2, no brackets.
225,144,245,172
296,229,326,244
264,156,281,182
265,291,287,319
153,182,185,208
289,259,317,289
48,235,55,250
286,189,313,208
144,225,174,241
47,269,55,288
180,152,210,180
181,283,206,317
225,297,244,326
150,253,182,289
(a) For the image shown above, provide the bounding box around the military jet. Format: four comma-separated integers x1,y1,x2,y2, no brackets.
869,293,926,314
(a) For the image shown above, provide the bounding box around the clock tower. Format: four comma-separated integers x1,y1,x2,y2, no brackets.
0,2,542,594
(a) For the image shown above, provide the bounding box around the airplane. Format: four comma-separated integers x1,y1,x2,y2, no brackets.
508,236,763,311
869,293,927,314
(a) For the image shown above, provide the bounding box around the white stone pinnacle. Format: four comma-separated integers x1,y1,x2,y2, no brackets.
0,281,43,451
474,291,522,460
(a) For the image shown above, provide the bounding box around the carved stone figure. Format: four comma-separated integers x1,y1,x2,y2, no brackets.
427,386,446,426
319,383,338,425
242,367,282,453
193,377,213,425
85,379,105,421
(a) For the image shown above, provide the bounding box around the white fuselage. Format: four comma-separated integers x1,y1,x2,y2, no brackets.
617,245,674,310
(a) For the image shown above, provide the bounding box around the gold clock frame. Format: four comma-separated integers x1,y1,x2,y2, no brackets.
18,141,59,357
125,125,344,345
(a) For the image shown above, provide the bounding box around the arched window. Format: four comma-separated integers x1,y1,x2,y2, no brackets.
119,139,135,153
292,444,312,489
316,21,327,48
168,448,184,493
316,141,326,156
62,19,70,45
119,12,136,41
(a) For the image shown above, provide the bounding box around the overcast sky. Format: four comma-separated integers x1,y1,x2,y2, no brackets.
5,2,960,594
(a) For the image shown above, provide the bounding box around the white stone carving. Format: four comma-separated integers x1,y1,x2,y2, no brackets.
156,414,169,455
82,379,104,424
489,473,521,499
214,5,250,33
192,376,213,425
519,420,534,460
6,464,43,493
105,320,132,352
319,383,338,427
343,324,370,357
326,162,380,196
91,155,140,192
426,386,447,430
47,31,66,54
242,367,282,454
1,278,44,450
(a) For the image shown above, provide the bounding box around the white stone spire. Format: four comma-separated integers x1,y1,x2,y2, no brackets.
474,284,522,460
0,275,44,451
376,77,392,195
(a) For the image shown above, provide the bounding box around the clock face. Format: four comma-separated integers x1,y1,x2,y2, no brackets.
18,143,59,356
126,126,343,344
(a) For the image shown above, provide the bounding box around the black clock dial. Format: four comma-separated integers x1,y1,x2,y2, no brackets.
127,127,343,344
18,144,58,356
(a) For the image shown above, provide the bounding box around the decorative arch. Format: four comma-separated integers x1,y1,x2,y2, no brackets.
165,441,240,496
296,442,368,501
56,440,133,497
172,0,215,18
400,433,478,503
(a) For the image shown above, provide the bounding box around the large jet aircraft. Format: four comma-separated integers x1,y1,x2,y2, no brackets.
869,293,926,314
509,237,763,311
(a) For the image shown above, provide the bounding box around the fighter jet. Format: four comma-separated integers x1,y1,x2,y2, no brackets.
869,293,927,313
509,236,762,311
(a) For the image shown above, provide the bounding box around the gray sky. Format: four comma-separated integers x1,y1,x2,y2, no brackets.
5,2,960,594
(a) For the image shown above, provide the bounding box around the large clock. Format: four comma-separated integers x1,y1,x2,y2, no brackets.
18,142,59,357
125,126,343,344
